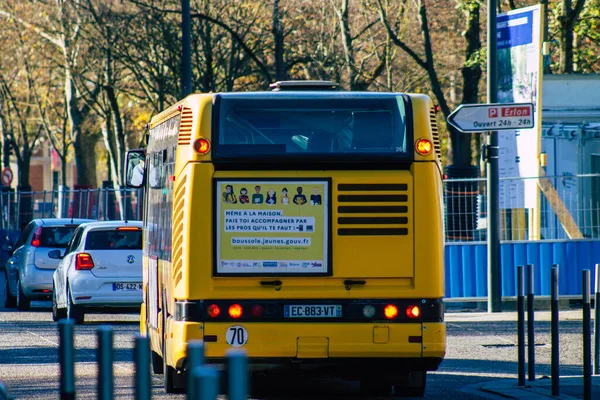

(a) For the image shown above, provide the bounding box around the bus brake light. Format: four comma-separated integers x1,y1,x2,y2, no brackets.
415,138,432,155
228,304,243,318
251,304,264,317
193,138,211,155
406,305,421,318
207,304,220,318
384,304,399,319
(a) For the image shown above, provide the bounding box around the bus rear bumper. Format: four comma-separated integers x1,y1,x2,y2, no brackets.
167,321,445,375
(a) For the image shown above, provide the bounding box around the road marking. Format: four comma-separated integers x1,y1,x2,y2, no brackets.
447,322,517,345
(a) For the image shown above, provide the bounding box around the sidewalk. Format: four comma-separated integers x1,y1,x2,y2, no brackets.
480,375,600,399
446,310,599,399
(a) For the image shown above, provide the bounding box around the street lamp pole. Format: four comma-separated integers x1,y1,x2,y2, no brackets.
182,0,192,97
487,0,502,312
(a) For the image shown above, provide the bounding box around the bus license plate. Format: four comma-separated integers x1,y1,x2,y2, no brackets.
284,305,342,318
112,283,142,291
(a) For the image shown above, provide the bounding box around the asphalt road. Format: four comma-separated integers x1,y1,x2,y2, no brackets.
0,280,589,399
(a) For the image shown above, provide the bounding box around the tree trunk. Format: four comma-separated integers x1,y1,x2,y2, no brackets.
73,133,98,186
272,0,287,81
337,0,356,89
450,1,482,167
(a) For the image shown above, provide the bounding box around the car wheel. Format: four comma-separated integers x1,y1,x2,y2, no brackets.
360,377,392,397
162,306,182,393
52,286,66,322
16,276,31,311
392,371,427,397
4,273,16,308
66,284,84,324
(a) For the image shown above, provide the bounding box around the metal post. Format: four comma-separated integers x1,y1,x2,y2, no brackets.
182,0,192,97
526,264,535,381
186,341,205,399
595,264,600,375
192,366,220,400
134,335,152,400
583,270,592,400
517,266,525,386
551,266,559,396
227,349,248,400
97,326,114,400
58,319,75,400
486,0,501,313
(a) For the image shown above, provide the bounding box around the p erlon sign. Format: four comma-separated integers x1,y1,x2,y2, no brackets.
447,103,534,133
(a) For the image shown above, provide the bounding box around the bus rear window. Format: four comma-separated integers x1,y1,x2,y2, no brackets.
215,94,409,159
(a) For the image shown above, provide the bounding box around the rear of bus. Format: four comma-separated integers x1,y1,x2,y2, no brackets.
166,84,445,395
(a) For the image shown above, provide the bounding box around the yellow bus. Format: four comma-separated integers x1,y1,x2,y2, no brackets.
125,80,445,397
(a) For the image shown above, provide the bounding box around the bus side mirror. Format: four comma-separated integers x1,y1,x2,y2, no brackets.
126,149,146,188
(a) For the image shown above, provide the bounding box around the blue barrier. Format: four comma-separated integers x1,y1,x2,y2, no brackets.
445,240,600,298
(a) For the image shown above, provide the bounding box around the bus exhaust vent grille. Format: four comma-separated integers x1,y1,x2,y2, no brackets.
430,107,442,164
172,174,188,287
178,107,194,145
336,183,409,236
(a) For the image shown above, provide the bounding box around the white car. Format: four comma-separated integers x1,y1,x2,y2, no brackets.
50,220,143,324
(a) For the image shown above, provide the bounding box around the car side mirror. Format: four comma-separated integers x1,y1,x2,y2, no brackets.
125,149,146,188
48,249,63,260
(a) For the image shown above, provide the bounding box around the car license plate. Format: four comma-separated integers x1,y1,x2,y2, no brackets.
284,305,342,318
112,283,142,291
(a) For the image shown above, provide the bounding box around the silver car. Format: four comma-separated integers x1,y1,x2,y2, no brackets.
51,220,143,323
3,218,94,310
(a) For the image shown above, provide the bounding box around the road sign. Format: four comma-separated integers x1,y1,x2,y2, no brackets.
1,167,13,186
447,102,534,133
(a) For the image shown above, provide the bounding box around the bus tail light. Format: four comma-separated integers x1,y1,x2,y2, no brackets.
207,304,220,318
193,138,211,155
75,253,95,270
31,226,42,247
362,305,376,318
251,304,264,317
406,305,421,319
228,304,243,318
415,138,432,155
384,304,399,319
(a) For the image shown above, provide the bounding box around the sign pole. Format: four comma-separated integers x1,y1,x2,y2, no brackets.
487,0,502,312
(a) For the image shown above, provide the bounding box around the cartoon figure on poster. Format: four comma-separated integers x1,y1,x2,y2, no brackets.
222,184,237,203
266,189,277,205
293,186,307,205
239,188,249,204
252,185,264,204
310,187,322,205
281,188,289,205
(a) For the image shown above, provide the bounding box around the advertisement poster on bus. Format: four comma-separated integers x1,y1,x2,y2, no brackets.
496,4,543,209
215,179,329,275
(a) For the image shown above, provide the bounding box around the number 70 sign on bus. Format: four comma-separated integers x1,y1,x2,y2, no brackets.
447,102,534,133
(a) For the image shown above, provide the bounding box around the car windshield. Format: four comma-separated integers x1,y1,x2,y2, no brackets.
85,230,142,250
40,227,77,248
214,93,409,159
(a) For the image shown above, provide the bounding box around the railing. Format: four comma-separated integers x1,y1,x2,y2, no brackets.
0,187,143,230
444,174,600,243
2,174,600,243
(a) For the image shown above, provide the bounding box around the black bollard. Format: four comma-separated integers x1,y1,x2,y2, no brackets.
58,319,75,400
526,264,535,381
97,326,114,400
192,366,220,400
186,341,205,399
134,335,152,400
594,264,600,375
551,266,559,396
517,266,525,387
583,270,592,400
227,348,248,400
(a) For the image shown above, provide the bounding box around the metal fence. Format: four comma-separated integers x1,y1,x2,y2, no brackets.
0,187,143,230
444,173,600,243
2,174,599,243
